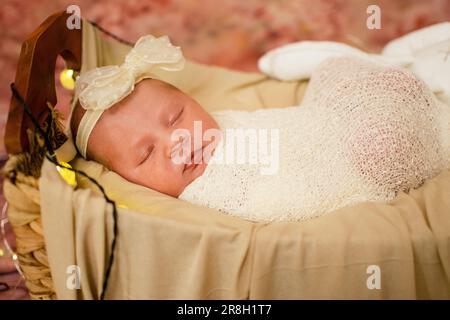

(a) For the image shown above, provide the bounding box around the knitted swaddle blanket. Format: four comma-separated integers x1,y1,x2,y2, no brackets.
179,57,450,222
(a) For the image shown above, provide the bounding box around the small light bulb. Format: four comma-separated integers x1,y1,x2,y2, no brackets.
60,68,76,90
56,161,77,187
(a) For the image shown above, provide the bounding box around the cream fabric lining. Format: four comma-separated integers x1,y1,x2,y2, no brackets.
41,20,450,299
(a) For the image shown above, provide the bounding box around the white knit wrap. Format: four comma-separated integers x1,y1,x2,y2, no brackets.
74,35,185,158
179,57,450,222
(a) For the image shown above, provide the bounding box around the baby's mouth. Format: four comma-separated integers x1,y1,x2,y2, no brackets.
183,147,203,173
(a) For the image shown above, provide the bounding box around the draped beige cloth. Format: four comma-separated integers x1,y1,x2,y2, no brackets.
38,20,450,299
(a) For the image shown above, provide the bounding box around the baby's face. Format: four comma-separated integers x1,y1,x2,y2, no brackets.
84,79,220,197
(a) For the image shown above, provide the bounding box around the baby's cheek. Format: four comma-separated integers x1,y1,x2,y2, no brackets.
148,166,183,197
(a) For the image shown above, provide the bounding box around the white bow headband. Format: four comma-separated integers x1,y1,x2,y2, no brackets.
74,34,185,158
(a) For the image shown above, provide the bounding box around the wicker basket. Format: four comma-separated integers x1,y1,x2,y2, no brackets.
3,103,69,299
3,159,55,299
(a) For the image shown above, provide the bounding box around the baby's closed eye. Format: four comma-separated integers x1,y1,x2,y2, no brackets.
137,145,155,166
168,106,184,126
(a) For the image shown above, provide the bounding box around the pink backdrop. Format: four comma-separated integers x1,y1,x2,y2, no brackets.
0,0,450,300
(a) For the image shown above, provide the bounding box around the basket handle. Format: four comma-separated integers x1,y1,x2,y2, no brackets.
5,10,82,154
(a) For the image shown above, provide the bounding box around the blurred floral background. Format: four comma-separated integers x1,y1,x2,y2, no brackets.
1,0,450,300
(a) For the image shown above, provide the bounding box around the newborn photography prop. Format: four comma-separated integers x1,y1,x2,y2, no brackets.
1,0,450,308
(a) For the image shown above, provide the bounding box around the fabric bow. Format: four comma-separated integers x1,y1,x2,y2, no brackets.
75,34,185,111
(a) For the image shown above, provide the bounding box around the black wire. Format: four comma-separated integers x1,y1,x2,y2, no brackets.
10,84,56,161
89,20,135,46
10,83,118,300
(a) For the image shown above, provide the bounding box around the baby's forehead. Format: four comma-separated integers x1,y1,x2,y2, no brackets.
98,82,182,137
107,80,174,112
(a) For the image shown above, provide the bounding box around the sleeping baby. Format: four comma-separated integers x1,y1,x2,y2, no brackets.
71,35,450,222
